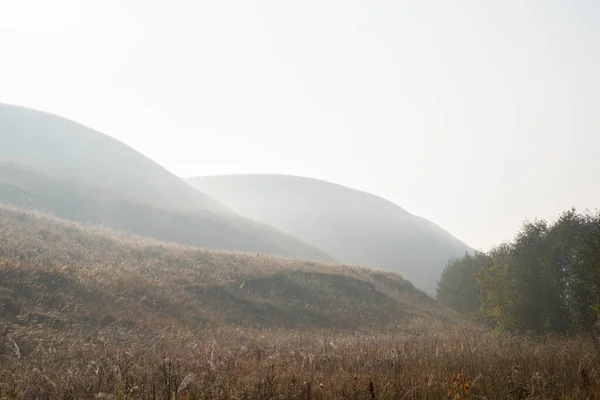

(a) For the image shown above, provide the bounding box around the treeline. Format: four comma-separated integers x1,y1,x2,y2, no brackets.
437,208,600,334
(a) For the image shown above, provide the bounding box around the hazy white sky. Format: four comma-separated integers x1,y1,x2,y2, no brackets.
1,0,599,250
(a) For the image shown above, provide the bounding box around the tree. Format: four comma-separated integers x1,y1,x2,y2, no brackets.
542,208,586,332
438,208,600,335
482,219,571,334
437,251,492,317
564,211,600,331
478,243,521,331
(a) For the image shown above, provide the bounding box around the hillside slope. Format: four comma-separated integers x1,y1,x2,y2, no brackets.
0,206,589,400
0,104,224,215
0,103,333,261
0,205,453,335
187,174,472,293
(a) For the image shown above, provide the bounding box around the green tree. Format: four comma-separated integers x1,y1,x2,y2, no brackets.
437,251,492,317
439,208,600,335
564,211,600,331
478,243,521,331
542,208,587,332
480,219,571,334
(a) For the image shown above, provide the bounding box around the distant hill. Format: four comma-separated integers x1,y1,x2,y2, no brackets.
0,103,334,261
0,104,226,215
187,174,473,293
0,205,455,334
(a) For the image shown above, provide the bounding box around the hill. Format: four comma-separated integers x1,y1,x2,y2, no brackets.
0,103,333,261
1,205,594,400
187,174,473,293
0,205,451,334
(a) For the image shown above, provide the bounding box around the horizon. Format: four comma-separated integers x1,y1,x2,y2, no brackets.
1,0,599,250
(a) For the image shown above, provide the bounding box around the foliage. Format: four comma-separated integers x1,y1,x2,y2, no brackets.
438,208,600,335
2,203,600,397
448,373,472,399
437,251,491,316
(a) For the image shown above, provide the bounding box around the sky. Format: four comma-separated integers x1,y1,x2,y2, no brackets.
1,0,599,251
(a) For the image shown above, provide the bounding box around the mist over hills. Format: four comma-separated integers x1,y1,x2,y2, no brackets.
0,102,473,294
0,102,459,336
0,103,225,215
0,103,334,261
187,174,473,293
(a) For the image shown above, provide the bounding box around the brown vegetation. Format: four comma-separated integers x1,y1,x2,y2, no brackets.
0,205,444,332
3,322,600,399
2,206,600,398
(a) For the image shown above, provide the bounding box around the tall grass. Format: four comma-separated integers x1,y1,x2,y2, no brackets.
2,326,600,399
1,205,600,398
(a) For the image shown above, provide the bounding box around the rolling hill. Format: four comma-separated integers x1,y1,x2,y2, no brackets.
0,103,334,261
0,207,587,400
187,174,473,293
0,204,474,397
0,205,452,334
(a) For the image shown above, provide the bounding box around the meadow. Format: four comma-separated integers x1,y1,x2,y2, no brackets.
1,206,600,399
3,325,600,399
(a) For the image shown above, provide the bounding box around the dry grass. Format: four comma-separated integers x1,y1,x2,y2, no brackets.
2,327,600,399
0,205,451,333
1,205,600,399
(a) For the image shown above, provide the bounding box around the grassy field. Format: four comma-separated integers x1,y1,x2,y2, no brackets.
2,206,600,398
3,324,600,399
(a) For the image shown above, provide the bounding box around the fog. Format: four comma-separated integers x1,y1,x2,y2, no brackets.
188,174,472,294
1,0,599,250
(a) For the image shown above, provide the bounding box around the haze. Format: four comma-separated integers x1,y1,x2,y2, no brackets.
1,0,598,250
